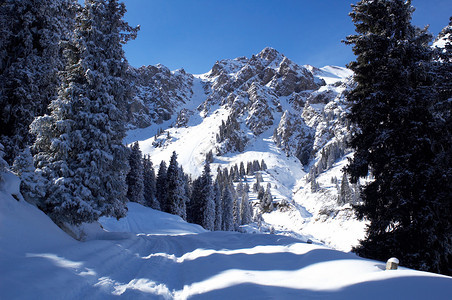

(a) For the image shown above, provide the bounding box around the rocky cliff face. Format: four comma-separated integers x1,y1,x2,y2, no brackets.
126,64,194,128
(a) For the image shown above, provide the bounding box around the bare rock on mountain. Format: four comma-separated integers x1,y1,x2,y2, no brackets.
127,65,194,128
274,111,314,165
246,83,275,135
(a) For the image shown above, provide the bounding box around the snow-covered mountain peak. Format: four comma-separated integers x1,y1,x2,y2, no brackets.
256,46,282,61
125,48,361,251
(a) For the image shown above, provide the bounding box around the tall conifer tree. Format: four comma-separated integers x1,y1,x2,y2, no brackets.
0,0,74,163
156,160,168,212
166,151,187,219
221,185,234,231
126,142,144,204
345,0,451,274
30,0,137,225
213,180,223,231
143,155,159,209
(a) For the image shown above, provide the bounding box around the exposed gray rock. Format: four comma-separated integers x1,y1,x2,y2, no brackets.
126,65,193,128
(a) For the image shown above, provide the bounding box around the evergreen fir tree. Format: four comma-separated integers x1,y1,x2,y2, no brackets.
260,183,273,213
246,161,253,175
253,160,261,172
233,195,241,229
260,159,267,171
240,190,252,225
0,0,74,164
0,143,8,183
205,150,214,163
253,172,263,193
239,162,246,177
213,180,223,231
11,148,46,206
30,0,138,225
126,142,144,204
187,177,201,225
187,162,215,230
182,171,192,204
221,185,234,231
338,172,352,205
345,0,450,274
166,151,187,219
256,184,265,201
428,18,452,275
244,182,250,193
142,155,159,210
156,160,168,212
201,162,215,230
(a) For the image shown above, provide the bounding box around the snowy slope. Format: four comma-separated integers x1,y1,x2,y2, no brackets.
305,65,353,85
1,176,451,299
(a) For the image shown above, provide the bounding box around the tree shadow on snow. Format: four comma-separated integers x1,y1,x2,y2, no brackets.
178,248,356,286
190,275,452,300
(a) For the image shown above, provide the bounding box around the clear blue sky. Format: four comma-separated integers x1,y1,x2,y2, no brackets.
121,0,451,74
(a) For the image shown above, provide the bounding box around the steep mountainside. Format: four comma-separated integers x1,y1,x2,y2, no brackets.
125,47,364,251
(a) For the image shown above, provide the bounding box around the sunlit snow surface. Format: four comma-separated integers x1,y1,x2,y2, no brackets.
1,176,451,299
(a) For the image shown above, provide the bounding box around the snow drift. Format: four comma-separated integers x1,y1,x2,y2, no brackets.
1,172,451,299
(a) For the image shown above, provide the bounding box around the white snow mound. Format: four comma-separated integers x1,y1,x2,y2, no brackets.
1,173,451,299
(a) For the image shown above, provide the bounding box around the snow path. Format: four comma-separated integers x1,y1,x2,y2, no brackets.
1,193,451,300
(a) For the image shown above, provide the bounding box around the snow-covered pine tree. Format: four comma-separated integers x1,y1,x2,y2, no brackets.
0,143,8,183
253,171,263,192
187,176,202,225
244,182,250,193
433,17,452,107
205,150,214,163
345,0,449,274
213,180,223,231
156,160,168,212
221,185,234,231
257,185,265,201
236,181,244,197
233,194,241,229
201,162,215,230
30,0,138,225
0,0,74,164
260,183,273,213
166,151,187,220
182,169,192,205
126,142,144,204
239,162,246,177
260,159,267,171
338,172,352,205
253,160,261,172
143,155,159,209
187,162,215,230
11,148,46,206
240,189,252,225
231,164,240,182
428,18,452,275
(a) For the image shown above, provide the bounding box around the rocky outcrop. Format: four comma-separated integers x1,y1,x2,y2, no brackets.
126,65,194,128
273,111,314,165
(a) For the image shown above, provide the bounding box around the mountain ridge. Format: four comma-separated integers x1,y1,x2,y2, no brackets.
125,47,363,251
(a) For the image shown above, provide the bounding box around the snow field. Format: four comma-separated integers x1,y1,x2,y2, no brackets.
1,177,451,299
